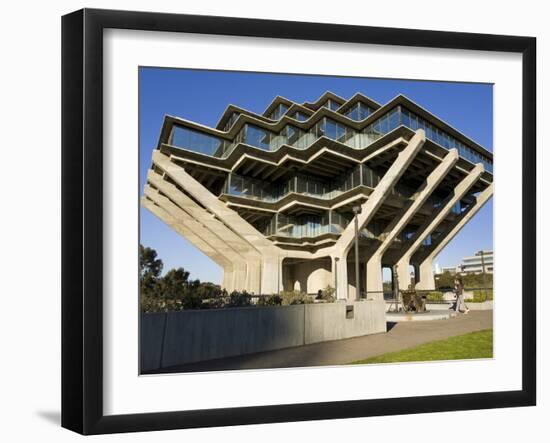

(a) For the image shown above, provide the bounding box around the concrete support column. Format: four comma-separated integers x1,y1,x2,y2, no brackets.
396,258,412,290
222,267,235,292
260,256,281,295
232,262,248,292
245,260,262,294
415,258,435,290
333,255,348,300
365,256,384,300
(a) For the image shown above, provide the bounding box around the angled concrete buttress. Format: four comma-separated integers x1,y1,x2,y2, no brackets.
151,150,283,294
141,197,238,291
332,129,426,300
364,149,459,297
413,183,494,289
395,163,485,290
143,186,251,291
147,170,263,293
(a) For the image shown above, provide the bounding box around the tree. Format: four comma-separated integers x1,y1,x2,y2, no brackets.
158,268,190,299
435,271,455,290
139,244,164,299
139,244,163,278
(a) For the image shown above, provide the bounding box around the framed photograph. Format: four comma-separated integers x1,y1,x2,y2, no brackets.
62,8,536,435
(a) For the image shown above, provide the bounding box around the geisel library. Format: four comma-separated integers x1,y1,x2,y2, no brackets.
142,91,494,301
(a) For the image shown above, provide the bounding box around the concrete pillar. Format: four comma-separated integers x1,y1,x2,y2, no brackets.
232,261,248,292
333,255,348,300
365,256,384,300
260,256,281,295
245,260,261,294
364,149,458,298
396,259,412,290
415,258,435,290
222,267,235,292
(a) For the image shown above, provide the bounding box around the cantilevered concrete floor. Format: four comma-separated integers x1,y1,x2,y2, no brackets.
145,310,492,374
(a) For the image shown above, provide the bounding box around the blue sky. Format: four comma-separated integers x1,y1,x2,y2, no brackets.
139,67,493,283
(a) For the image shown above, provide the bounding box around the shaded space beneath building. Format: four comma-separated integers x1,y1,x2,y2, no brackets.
143,310,492,374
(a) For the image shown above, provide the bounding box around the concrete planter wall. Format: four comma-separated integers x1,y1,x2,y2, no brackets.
141,300,386,372
465,300,493,310
424,302,453,311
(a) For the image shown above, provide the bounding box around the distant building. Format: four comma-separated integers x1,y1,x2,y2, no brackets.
439,250,493,275
459,250,493,274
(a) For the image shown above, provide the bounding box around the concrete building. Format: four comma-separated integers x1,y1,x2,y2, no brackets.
142,91,494,300
460,250,494,274
438,250,494,275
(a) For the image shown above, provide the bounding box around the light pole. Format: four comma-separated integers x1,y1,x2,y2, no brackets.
334,257,339,300
353,205,362,301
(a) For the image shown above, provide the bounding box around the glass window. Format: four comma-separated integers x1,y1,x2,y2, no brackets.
291,111,309,121
322,118,346,141
171,125,226,156
269,103,289,120
403,111,412,129
345,103,372,121
346,104,359,121
243,124,273,150
223,112,240,131
324,99,340,111
389,107,493,173
388,107,400,130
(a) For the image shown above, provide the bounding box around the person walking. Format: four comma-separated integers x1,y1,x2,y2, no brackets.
454,276,469,314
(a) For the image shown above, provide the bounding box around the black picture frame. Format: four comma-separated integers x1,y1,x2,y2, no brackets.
62,8,537,435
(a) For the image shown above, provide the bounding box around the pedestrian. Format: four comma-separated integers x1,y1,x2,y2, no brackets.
454,276,469,314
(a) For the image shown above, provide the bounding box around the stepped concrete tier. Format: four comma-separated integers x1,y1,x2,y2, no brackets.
143,92,493,300
386,310,458,322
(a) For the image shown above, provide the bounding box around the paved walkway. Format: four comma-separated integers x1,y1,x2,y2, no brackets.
153,310,492,374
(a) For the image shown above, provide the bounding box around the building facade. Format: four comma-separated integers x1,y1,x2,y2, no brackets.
460,250,494,274
142,91,494,300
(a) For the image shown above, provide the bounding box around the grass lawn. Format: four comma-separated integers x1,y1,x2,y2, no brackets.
349,329,493,365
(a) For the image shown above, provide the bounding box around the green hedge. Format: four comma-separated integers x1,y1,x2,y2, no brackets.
466,289,494,303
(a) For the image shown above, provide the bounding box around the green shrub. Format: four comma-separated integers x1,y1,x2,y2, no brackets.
316,285,335,302
425,292,444,301
226,290,253,307
279,290,312,305
257,294,283,306
466,289,493,303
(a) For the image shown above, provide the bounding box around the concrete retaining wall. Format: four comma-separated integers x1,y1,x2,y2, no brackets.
465,300,493,310
141,300,386,372
305,301,386,343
